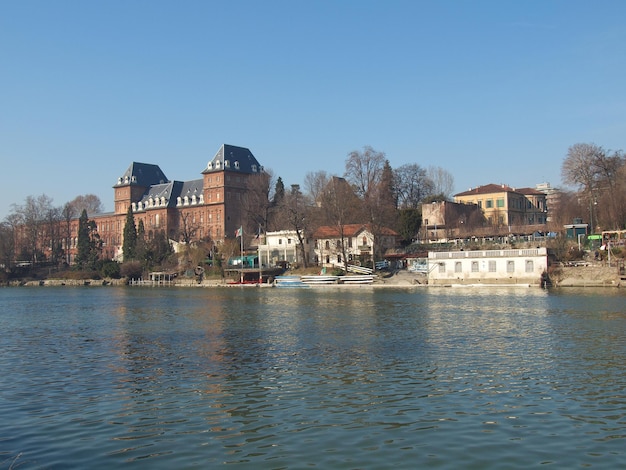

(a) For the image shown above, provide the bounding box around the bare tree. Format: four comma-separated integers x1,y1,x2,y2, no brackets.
242,169,274,234
344,146,386,199
304,170,330,205
394,163,435,209
11,194,56,264
0,215,19,269
318,176,361,271
178,211,200,245
562,143,626,230
562,143,604,231
593,149,624,229
68,194,104,217
277,184,313,267
43,205,64,265
61,202,76,264
562,143,603,191
427,166,455,200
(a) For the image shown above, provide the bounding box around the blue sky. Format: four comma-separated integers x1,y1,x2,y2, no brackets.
1,1,625,219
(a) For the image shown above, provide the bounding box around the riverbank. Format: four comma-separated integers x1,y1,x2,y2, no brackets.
5,263,624,288
551,263,623,287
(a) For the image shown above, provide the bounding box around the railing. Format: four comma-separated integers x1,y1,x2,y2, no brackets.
347,264,373,274
430,248,544,259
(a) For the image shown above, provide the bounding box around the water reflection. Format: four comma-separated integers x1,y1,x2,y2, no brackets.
1,286,625,468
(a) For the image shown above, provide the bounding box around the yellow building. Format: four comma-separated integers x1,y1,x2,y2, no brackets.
454,184,547,228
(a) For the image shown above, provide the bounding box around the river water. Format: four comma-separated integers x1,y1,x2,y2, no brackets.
1,286,625,469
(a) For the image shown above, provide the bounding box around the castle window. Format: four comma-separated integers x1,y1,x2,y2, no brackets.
234,161,240,169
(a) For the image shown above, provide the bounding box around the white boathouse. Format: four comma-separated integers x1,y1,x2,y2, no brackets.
428,247,548,286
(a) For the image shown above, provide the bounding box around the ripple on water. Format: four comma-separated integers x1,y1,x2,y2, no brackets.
1,287,625,468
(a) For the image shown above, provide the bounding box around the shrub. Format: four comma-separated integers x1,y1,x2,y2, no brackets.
120,261,143,279
100,261,121,279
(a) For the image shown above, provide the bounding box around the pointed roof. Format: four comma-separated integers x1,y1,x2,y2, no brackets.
201,144,263,174
114,162,169,188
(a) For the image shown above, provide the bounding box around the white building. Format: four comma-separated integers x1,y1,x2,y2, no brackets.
428,247,548,286
313,224,399,268
257,230,313,268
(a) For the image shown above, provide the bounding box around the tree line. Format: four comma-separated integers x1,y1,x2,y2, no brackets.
240,146,454,270
2,142,624,276
560,143,626,231
0,194,105,271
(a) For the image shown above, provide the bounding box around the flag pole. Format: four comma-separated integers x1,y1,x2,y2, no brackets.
240,226,244,283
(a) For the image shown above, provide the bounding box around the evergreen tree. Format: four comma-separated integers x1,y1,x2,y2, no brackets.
273,177,285,205
75,209,102,269
75,209,91,268
136,219,147,264
122,206,137,261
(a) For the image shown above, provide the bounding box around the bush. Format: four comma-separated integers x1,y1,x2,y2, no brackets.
100,261,121,279
120,261,143,279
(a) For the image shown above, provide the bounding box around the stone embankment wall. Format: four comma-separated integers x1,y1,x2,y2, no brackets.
552,264,623,287
9,279,127,287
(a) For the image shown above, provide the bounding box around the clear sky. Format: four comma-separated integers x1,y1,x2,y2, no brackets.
1,0,625,219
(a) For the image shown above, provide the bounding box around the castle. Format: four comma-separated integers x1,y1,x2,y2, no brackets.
71,144,263,262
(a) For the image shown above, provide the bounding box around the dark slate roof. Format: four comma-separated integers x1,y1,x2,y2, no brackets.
114,162,169,188
201,144,263,174
134,179,205,210
136,181,177,208
177,179,205,203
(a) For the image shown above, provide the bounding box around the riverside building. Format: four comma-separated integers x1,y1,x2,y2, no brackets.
65,144,264,262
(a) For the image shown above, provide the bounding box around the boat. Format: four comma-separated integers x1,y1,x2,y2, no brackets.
274,275,309,288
